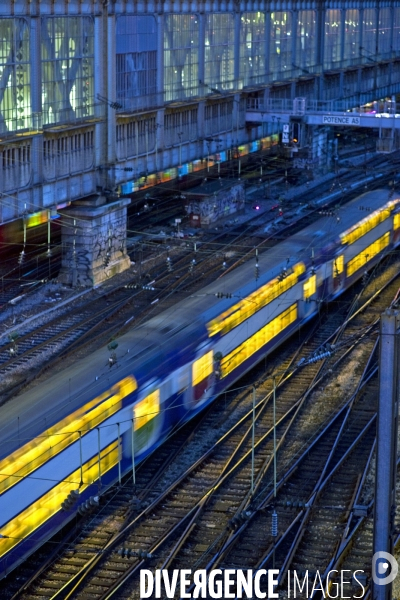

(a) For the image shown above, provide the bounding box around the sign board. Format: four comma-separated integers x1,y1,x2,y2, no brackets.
282,132,290,144
322,115,361,126
283,124,290,133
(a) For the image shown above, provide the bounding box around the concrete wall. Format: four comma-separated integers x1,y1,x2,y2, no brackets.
0,1,400,224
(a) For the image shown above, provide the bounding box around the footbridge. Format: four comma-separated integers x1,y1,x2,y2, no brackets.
246,98,400,153
246,98,400,130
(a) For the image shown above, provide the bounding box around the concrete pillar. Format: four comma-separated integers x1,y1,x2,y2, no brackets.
359,7,364,63
340,8,345,63
338,9,345,98
107,14,117,168
58,196,131,287
234,11,240,86
156,108,164,172
29,16,43,188
316,7,325,100
306,125,329,171
291,10,297,72
264,11,270,86
316,6,324,67
197,100,205,151
94,15,106,170
157,14,164,99
373,309,400,600
389,6,395,88
198,13,205,86
358,7,364,104
233,93,241,147
94,7,117,192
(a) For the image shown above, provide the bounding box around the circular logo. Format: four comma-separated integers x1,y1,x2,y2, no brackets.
372,552,398,586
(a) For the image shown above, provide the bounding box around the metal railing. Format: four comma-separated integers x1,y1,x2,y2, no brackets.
247,96,400,117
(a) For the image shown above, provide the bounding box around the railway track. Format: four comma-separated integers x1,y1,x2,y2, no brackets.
0,148,393,311
0,146,285,306
200,267,400,599
0,247,60,307
1,168,381,399
1,148,398,596
0,290,132,367
8,252,400,600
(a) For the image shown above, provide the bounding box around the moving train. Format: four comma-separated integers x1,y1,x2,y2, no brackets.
1,189,400,578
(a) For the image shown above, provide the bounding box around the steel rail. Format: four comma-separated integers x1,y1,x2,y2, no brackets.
87,299,382,599
57,262,398,600
177,265,392,579
56,311,358,599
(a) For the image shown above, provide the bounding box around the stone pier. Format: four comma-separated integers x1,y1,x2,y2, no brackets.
58,195,131,287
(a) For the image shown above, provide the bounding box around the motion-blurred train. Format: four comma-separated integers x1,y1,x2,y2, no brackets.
0,189,399,578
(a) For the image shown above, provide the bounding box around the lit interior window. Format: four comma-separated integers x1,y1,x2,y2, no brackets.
347,232,390,277
340,200,398,246
192,351,214,386
221,304,297,378
134,389,160,430
303,274,316,299
0,441,119,559
333,255,344,277
0,377,136,496
207,262,305,337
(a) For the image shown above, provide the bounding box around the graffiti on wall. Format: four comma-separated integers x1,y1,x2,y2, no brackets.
185,183,245,226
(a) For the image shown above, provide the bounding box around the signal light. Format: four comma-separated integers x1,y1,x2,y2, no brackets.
104,251,111,267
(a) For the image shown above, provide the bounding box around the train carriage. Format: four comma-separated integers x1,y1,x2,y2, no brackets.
0,189,399,577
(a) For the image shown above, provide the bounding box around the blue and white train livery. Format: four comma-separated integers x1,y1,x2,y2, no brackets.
0,189,399,577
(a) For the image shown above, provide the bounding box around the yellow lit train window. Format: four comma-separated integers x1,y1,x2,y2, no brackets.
207,262,305,338
394,213,400,230
134,390,160,431
192,351,213,386
347,232,390,277
0,441,119,559
220,304,297,378
303,275,316,299
333,255,344,277
0,376,137,496
340,201,395,246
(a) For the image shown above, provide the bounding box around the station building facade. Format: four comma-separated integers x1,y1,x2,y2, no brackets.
1,0,400,224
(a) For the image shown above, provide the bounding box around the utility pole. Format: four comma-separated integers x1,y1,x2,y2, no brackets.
373,309,400,600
